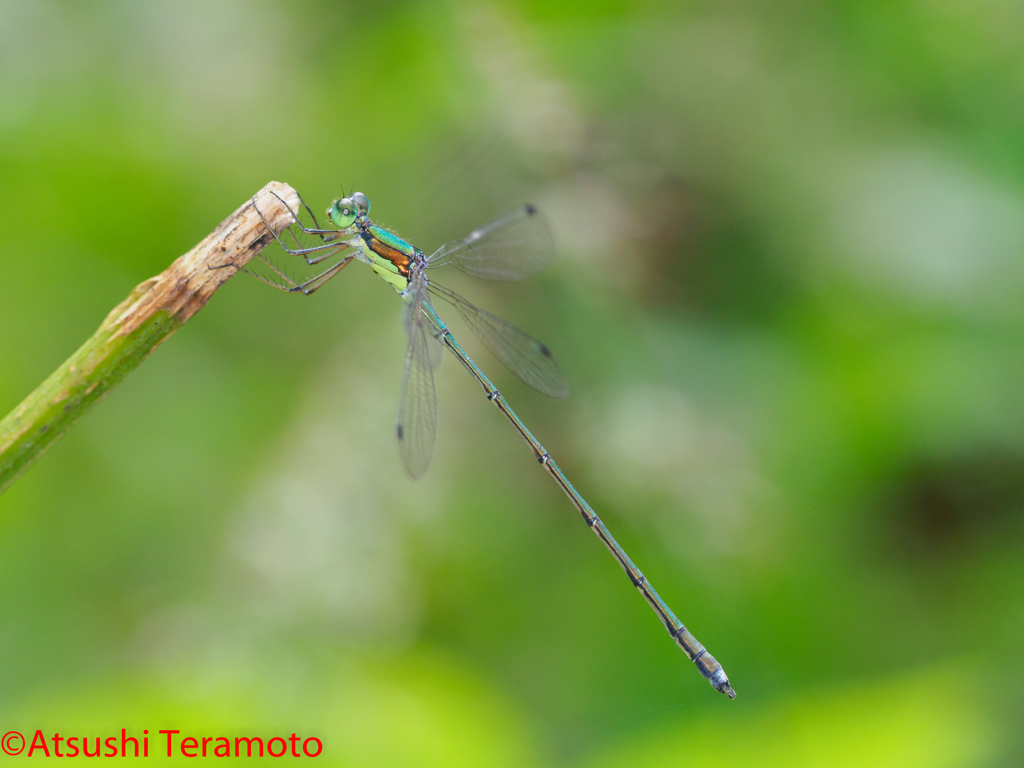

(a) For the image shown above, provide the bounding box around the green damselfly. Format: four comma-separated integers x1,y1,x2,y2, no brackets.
247,190,735,697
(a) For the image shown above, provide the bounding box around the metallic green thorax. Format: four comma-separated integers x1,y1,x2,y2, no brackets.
359,224,419,296
362,226,416,290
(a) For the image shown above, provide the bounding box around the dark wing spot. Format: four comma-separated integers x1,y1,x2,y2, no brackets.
539,343,552,358
524,204,536,215
397,424,404,440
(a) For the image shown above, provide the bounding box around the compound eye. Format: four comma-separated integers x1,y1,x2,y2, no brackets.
351,192,370,215
328,197,358,228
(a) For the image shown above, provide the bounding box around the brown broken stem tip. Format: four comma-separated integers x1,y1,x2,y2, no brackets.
0,181,302,496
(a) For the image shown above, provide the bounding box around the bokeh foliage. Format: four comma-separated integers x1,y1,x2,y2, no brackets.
1,0,1022,764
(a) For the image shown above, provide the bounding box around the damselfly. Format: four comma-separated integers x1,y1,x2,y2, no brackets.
248,190,735,697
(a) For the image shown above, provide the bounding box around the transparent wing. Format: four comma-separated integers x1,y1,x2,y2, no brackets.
429,283,568,400
402,300,444,371
426,205,555,280
396,280,439,480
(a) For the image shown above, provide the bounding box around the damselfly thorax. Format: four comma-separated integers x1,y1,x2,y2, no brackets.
351,216,421,295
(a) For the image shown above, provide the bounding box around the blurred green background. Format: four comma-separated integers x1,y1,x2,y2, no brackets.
1,0,1021,765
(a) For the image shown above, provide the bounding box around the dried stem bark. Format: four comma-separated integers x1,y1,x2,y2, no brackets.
0,181,301,495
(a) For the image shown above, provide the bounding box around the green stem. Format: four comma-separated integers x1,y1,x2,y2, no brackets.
0,181,301,495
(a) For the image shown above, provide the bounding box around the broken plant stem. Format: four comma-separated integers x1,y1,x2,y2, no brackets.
0,181,301,495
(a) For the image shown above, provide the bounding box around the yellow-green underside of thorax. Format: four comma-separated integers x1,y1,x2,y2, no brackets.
356,224,414,295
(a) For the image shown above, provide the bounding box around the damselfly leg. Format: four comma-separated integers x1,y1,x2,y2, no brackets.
242,255,355,296
247,191,358,295
254,190,351,261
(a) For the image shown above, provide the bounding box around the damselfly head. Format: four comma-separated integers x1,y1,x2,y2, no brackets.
327,197,358,229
